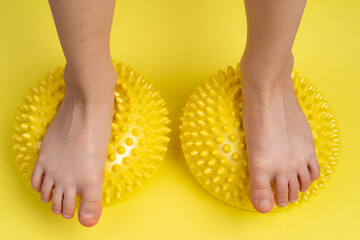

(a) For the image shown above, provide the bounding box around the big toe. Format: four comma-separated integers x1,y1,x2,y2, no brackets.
78,185,103,227
31,164,44,192
250,173,274,213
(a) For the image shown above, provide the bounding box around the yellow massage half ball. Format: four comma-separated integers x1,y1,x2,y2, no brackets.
12,60,171,208
179,63,340,211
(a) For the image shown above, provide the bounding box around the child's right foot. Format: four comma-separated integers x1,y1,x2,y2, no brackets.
31,61,117,227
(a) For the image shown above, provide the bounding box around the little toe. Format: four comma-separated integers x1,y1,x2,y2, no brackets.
40,175,54,203
308,161,320,182
288,176,300,203
62,187,77,219
250,173,274,213
275,176,289,207
298,168,311,192
78,185,103,227
31,164,45,192
51,187,63,215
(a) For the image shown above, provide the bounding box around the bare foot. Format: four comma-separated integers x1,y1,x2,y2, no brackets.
30,61,117,226
240,53,320,213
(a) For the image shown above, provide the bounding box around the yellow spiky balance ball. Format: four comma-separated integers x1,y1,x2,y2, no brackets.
179,63,340,211
12,60,171,208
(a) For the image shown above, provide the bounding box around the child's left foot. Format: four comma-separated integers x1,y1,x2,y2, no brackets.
240,53,321,213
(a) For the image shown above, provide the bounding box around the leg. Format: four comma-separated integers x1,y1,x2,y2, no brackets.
30,0,117,227
240,0,320,212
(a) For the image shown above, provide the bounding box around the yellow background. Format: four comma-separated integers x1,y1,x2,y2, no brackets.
1,0,359,239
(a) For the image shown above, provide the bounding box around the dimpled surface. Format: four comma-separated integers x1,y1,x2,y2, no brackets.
179,63,340,211
12,60,171,208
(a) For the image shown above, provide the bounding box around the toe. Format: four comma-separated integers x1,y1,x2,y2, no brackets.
275,176,289,207
308,160,320,182
250,173,274,213
40,175,54,203
62,187,77,219
288,175,300,203
31,164,45,192
78,185,103,227
51,187,63,215
298,168,311,192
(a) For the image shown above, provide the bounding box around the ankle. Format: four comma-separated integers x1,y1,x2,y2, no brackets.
63,91,115,109
65,52,113,71
64,60,117,104
240,51,294,91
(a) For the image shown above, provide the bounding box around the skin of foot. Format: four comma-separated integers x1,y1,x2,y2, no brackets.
240,52,321,213
30,61,117,227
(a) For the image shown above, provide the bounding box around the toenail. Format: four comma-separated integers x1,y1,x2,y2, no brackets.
63,214,71,219
278,202,288,207
256,199,270,206
82,212,95,219
53,210,60,215
290,199,297,203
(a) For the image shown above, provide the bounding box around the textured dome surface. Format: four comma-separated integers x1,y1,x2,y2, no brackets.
12,61,171,207
179,63,340,211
